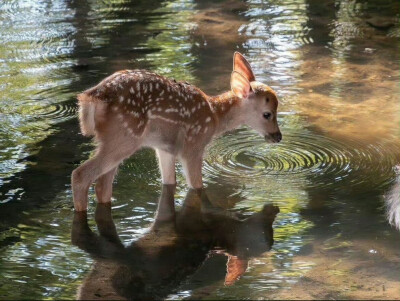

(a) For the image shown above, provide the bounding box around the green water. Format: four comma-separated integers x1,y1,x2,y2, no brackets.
0,0,399,299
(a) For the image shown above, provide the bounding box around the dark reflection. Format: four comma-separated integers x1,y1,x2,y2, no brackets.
71,185,279,300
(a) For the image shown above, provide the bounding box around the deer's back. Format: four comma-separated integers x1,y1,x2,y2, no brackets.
80,70,216,145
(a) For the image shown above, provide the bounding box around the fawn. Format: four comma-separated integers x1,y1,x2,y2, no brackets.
72,52,281,211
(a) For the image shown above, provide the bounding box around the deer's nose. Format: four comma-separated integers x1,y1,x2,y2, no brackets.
272,132,282,143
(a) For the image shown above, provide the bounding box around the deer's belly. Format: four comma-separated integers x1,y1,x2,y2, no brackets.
142,118,187,154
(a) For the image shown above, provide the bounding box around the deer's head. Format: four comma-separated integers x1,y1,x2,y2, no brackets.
231,52,282,143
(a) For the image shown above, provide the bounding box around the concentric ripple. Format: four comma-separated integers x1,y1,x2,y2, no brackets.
36,101,78,124
204,128,399,189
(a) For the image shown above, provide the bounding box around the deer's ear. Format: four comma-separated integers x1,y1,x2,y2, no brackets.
233,52,256,82
224,255,249,286
231,71,252,99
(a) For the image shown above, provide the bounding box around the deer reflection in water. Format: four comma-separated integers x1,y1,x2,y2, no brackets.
71,185,279,300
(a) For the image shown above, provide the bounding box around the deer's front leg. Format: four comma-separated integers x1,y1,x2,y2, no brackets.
156,149,176,185
181,154,203,189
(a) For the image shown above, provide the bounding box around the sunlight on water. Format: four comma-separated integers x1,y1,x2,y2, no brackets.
0,0,399,299
0,0,77,179
144,0,198,80
205,127,398,191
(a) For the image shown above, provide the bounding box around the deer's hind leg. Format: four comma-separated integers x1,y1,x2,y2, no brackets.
95,166,118,204
72,137,140,211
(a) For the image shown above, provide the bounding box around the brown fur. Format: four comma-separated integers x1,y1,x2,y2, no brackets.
72,52,281,211
77,94,96,136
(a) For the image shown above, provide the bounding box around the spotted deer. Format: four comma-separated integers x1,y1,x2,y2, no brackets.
72,52,281,211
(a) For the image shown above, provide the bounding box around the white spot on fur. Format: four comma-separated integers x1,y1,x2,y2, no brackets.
130,87,134,94
119,96,124,103
195,125,202,134
205,117,211,123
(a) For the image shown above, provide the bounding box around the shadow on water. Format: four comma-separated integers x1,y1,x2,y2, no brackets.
72,185,279,300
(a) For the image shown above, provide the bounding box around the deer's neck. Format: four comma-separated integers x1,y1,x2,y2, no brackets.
208,91,244,136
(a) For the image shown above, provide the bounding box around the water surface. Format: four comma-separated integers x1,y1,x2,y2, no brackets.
0,0,399,299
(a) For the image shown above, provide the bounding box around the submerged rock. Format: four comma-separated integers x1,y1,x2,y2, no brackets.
366,17,395,30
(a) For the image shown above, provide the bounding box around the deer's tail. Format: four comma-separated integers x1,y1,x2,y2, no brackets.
77,93,97,137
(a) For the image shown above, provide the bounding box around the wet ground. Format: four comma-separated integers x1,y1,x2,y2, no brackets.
0,0,399,299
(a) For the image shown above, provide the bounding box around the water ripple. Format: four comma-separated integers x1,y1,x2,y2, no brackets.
36,101,77,123
205,128,398,189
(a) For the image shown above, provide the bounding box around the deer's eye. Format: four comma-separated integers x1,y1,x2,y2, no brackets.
263,112,272,120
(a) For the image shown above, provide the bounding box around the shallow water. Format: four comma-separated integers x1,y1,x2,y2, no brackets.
0,0,399,299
